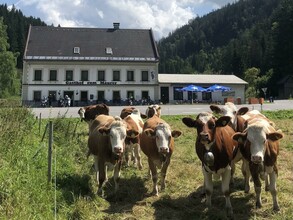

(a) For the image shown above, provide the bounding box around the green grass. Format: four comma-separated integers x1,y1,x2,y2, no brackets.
0,108,292,219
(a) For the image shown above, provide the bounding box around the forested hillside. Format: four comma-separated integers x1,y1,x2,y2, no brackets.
158,0,293,96
0,4,46,68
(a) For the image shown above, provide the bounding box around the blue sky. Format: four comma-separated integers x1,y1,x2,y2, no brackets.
0,0,238,40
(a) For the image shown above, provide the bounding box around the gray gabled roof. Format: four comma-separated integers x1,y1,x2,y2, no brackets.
24,25,159,62
158,74,248,85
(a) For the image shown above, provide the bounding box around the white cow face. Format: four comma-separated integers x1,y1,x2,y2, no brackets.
144,123,181,154
98,118,127,155
233,120,283,164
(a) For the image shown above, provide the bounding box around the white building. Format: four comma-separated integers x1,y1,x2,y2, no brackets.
158,74,248,104
22,24,160,106
22,24,248,106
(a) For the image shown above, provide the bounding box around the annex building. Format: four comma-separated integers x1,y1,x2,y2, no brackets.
22,24,248,106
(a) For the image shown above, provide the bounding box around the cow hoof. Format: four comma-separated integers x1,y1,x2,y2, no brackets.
226,208,234,220
273,205,280,212
256,201,262,209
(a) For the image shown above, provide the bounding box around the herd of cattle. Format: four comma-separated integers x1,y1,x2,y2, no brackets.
77,102,284,218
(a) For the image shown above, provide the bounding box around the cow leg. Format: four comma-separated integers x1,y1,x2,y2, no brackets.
124,144,131,166
250,164,262,209
267,166,280,211
202,166,213,207
148,158,158,196
94,156,99,182
231,148,242,185
242,159,250,193
160,158,171,191
113,161,122,193
97,159,106,196
221,166,233,218
133,143,143,170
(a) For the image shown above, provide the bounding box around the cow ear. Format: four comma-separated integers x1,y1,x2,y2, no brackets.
127,129,139,138
144,128,156,137
215,116,231,127
210,105,221,114
171,130,182,138
232,132,247,143
182,117,197,128
237,107,249,116
98,127,110,136
267,132,284,141
140,113,147,119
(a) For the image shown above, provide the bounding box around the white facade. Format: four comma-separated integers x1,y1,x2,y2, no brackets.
22,61,159,106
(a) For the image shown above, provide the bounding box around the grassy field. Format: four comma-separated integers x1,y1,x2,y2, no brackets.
0,108,292,220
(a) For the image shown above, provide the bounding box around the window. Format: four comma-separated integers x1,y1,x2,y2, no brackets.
73,47,80,54
66,70,73,81
81,70,88,81
48,91,57,101
98,70,105,81
127,91,134,99
127,71,134,81
97,91,105,103
174,87,183,100
80,91,88,101
49,70,57,81
113,70,120,81
34,70,42,81
33,91,41,101
142,91,149,100
141,71,149,81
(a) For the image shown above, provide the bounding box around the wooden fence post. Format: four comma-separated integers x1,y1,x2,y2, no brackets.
48,121,53,183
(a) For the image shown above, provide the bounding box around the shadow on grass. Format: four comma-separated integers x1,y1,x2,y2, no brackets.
56,173,95,205
102,172,149,215
152,178,255,220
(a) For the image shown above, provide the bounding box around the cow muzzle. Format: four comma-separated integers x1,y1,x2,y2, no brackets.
159,147,169,154
199,133,210,143
251,154,263,164
114,146,123,154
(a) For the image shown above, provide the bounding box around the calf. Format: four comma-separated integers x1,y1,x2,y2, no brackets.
182,112,235,218
87,115,138,196
122,108,144,169
78,103,109,124
145,104,162,118
140,115,182,196
232,118,283,211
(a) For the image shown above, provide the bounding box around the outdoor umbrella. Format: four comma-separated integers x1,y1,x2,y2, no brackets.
181,84,206,92
180,85,206,104
205,84,231,92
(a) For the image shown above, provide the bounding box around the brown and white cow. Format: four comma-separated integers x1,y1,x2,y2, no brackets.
122,108,145,169
120,107,147,120
210,102,275,192
78,103,109,124
182,112,235,218
145,104,162,118
232,118,283,211
87,114,138,196
140,115,182,196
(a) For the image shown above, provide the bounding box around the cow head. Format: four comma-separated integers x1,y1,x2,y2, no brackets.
210,102,249,131
144,123,182,154
98,116,127,156
232,120,283,164
182,112,231,151
146,104,162,118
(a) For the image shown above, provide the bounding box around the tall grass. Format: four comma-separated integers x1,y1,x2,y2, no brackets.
0,108,292,219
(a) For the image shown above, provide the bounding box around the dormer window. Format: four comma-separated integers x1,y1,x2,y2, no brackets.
73,47,80,54
105,47,113,55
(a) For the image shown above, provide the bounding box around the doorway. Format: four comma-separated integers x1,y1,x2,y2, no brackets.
160,87,169,104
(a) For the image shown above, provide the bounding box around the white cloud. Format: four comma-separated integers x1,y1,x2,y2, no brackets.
7,0,238,40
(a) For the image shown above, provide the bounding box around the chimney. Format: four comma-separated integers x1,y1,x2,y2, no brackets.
113,22,120,30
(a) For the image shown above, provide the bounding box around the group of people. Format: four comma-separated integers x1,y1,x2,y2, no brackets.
41,94,71,107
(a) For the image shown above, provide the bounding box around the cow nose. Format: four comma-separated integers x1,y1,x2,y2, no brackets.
160,147,169,153
251,155,263,164
200,133,209,141
114,146,123,154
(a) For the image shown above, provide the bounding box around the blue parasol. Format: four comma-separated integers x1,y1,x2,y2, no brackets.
205,84,231,92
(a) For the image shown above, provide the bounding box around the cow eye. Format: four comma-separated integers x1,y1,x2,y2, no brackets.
208,123,215,129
